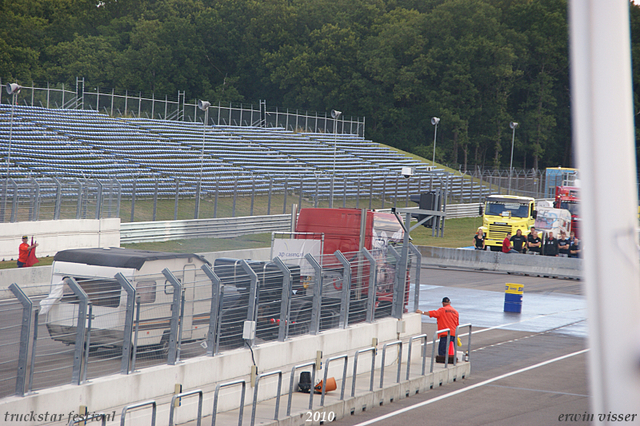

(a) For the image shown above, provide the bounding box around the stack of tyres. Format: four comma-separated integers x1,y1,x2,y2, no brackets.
504,283,524,313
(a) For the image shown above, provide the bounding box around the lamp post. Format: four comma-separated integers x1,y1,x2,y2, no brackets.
195,100,211,219
508,121,519,195
330,109,342,208
2,83,22,222
431,117,440,166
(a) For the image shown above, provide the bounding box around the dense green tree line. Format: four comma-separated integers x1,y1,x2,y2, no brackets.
1,0,639,170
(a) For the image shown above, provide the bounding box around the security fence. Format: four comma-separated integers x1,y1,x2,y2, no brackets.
0,170,546,224
1,244,419,399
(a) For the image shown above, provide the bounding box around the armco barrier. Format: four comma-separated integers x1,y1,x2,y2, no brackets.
120,215,291,243
417,246,582,279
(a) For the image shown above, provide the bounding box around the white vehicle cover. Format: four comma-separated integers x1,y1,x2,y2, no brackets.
534,207,572,236
39,281,65,315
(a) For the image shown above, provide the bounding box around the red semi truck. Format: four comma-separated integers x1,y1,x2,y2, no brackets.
554,186,580,237
294,208,410,319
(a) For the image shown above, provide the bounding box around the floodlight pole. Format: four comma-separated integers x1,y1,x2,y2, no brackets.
2,83,21,222
330,109,342,208
508,121,518,195
431,117,440,166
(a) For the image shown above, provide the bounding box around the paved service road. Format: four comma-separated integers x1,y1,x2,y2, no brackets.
333,266,591,426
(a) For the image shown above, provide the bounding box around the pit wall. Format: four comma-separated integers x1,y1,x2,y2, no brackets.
418,246,582,279
0,315,422,426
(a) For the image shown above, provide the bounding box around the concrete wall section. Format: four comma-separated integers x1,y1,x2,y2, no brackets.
0,315,421,426
418,246,582,279
0,218,120,261
0,247,271,297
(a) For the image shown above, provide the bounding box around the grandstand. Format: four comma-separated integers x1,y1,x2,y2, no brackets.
0,104,490,217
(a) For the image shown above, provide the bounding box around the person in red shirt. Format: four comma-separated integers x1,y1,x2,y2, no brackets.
416,297,459,358
17,235,38,268
502,232,518,253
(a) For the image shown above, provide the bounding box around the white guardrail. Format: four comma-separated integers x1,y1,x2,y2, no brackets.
120,214,292,243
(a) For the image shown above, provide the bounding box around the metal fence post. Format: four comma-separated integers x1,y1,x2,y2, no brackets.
343,176,347,208
10,178,17,222
272,257,292,342
152,178,158,221
52,176,62,220
408,243,422,312
27,308,39,394
130,178,136,222
174,180,180,220
298,176,303,208
95,179,103,220
64,277,88,385
250,178,255,216
240,260,259,346
282,177,288,214
360,248,377,323
267,178,273,215
161,269,183,365
334,251,351,328
214,177,219,218
232,178,238,217
387,245,402,319
201,264,222,356
8,283,32,396
304,253,323,335
29,177,40,221
115,273,136,374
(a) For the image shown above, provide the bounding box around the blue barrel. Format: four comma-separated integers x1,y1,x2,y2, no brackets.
504,283,524,313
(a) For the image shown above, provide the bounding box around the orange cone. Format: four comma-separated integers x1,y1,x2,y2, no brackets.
449,341,455,356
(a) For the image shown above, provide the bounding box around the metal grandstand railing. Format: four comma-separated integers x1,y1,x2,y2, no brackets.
0,78,365,137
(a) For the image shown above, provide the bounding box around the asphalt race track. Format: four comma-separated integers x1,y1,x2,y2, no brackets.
332,266,592,426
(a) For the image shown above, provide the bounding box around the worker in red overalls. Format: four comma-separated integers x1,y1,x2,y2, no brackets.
417,297,459,361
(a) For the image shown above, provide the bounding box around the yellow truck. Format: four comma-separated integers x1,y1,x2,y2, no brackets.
480,195,537,251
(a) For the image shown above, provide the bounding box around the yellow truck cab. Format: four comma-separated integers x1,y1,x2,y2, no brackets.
481,195,537,251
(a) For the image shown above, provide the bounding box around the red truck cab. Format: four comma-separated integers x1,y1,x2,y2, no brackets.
295,208,408,316
554,186,580,237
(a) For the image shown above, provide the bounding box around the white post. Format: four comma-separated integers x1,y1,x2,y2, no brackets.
569,0,640,418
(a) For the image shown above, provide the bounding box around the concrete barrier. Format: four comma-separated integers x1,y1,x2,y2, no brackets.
0,247,272,298
0,218,120,261
418,246,582,279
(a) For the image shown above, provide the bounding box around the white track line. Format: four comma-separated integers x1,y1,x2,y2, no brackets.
351,348,589,426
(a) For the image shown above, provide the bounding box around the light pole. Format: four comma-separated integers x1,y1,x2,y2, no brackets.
330,109,342,208
195,100,211,219
431,117,440,166
508,121,519,195
2,83,22,222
